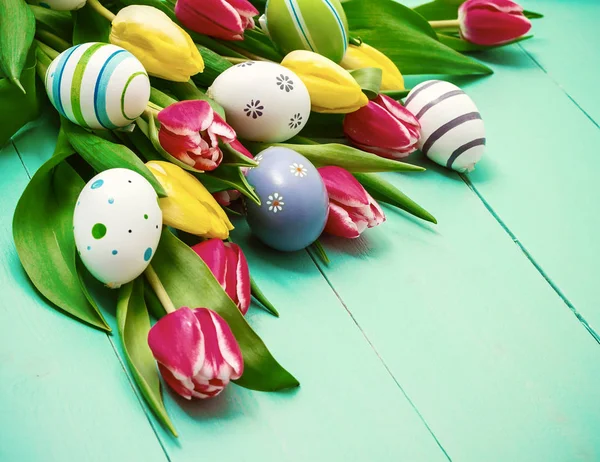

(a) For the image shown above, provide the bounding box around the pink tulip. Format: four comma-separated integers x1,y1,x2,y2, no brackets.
318,166,385,239
157,100,237,171
213,190,242,206
458,0,531,46
175,0,259,41
148,307,243,400
192,239,251,315
343,95,420,160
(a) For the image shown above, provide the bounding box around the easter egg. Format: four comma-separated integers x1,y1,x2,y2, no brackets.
45,43,150,130
262,0,349,63
32,0,85,10
207,62,311,143
404,80,486,173
245,147,329,252
73,169,162,288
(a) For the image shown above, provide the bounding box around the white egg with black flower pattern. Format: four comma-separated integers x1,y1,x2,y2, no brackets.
73,168,163,289
207,61,311,143
32,0,86,10
404,80,486,173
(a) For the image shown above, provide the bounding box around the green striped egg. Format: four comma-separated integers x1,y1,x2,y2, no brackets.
264,0,349,63
45,43,150,130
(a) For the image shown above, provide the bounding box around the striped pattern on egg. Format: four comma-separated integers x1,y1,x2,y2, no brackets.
404,80,486,173
45,43,150,130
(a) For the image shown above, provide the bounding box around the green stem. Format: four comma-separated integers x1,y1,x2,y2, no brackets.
35,30,71,52
144,264,176,314
35,47,51,80
429,19,460,29
36,40,59,60
223,56,249,64
86,0,116,22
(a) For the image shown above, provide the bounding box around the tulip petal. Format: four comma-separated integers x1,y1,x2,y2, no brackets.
207,113,237,145
158,100,214,137
319,166,371,208
353,142,416,160
192,239,227,287
225,243,251,315
227,0,259,18
324,202,361,239
176,0,248,40
158,363,194,400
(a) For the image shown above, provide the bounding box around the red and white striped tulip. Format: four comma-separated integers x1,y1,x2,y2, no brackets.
318,166,385,239
175,0,259,41
158,100,237,171
343,94,420,159
459,0,532,46
192,239,251,315
148,307,243,400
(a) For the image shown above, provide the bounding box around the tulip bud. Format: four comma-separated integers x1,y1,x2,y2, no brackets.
213,190,242,207
192,239,251,315
110,5,204,82
175,0,259,41
318,166,385,238
157,100,236,172
458,0,531,46
281,50,368,114
340,43,404,91
343,95,420,159
148,307,243,399
146,161,234,239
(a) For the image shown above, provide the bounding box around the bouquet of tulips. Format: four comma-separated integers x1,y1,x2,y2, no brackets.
2,0,540,436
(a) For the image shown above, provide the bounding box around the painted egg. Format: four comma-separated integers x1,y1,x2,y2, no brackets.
262,0,349,63
207,61,311,143
404,80,486,173
245,147,329,252
45,43,150,130
73,169,162,288
32,0,85,10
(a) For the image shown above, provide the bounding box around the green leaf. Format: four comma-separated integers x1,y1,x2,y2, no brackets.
343,0,492,75
151,78,226,118
0,45,40,146
61,118,167,198
13,142,110,331
192,45,236,89
151,229,299,391
30,5,73,42
250,276,279,317
150,87,178,109
354,172,437,224
381,89,411,100
298,112,345,139
200,165,261,205
0,0,35,92
220,28,283,62
247,142,425,173
221,142,258,168
438,32,533,52
117,279,177,437
72,3,111,45
309,239,330,265
350,67,382,100
524,10,543,19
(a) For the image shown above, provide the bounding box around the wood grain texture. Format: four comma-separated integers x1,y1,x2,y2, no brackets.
0,141,167,462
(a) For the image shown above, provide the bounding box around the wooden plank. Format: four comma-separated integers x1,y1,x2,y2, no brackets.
0,141,167,462
12,118,449,461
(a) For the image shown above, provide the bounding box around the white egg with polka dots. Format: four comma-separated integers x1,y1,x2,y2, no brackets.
73,168,162,289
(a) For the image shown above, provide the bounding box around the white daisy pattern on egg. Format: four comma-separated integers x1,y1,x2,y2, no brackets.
290,163,307,177
267,193,284,213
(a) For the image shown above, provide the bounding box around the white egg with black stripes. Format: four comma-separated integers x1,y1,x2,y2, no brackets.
404,80,485,173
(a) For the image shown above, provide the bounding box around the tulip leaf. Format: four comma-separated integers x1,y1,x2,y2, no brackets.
117,279,177,437
72,3,111,45
151,229,299,391
343,0,492,75
30,5,73,42
381,89,411,100
299,112,346,139
221,142,258,168
309,240,330,266
250,277,279,317
350,67,382,100
151,78,226,118
524,10,543,19
437,32,533,52
200,166,261,205
353,172,437,224
61,118,167,197
150,87,178,109
0,46,41,147
221,28,283,62
0,0,35,92
247,142,425,173
192,45,237,88
13,145,110,331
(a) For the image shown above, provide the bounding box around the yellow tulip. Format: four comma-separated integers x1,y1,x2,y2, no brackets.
110,5,204,82
281,50,369,114
341,43,405,91
146,161,233,239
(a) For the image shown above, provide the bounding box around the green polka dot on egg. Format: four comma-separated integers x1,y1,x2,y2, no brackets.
92,223,107,239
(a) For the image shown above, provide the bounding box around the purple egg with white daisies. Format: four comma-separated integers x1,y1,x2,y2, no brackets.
245,147,329,252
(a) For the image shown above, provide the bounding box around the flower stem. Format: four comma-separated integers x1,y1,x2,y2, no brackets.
35,30,71,52
223,57,249,64
144,264,177,314
429,19,460,29
227,45,273,62
87,0,116,22
35,47,51,80
36,40,59,60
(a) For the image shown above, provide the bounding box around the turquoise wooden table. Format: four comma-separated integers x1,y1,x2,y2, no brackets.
2,1,600,460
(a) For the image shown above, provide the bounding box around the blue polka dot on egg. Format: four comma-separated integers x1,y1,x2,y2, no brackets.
91,179,104,189
144,247,153,262
108,198,114,204
112,250,118,255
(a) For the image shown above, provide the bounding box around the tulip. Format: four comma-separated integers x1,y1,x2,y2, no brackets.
192,239,251,315
343,94,420,159
318,166,385,239
146,160,234,239
110,5,204,82
158,100,237,172
213,190,241,207
175,0,259,41
281,50,368,114
148,307,243,399
340,43,404,91
458,0,531,46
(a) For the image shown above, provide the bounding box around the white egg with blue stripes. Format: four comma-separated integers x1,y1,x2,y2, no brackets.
404,80,486,173
45,43,150,130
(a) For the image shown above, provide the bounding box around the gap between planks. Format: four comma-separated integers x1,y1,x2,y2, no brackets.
11,140,173,462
